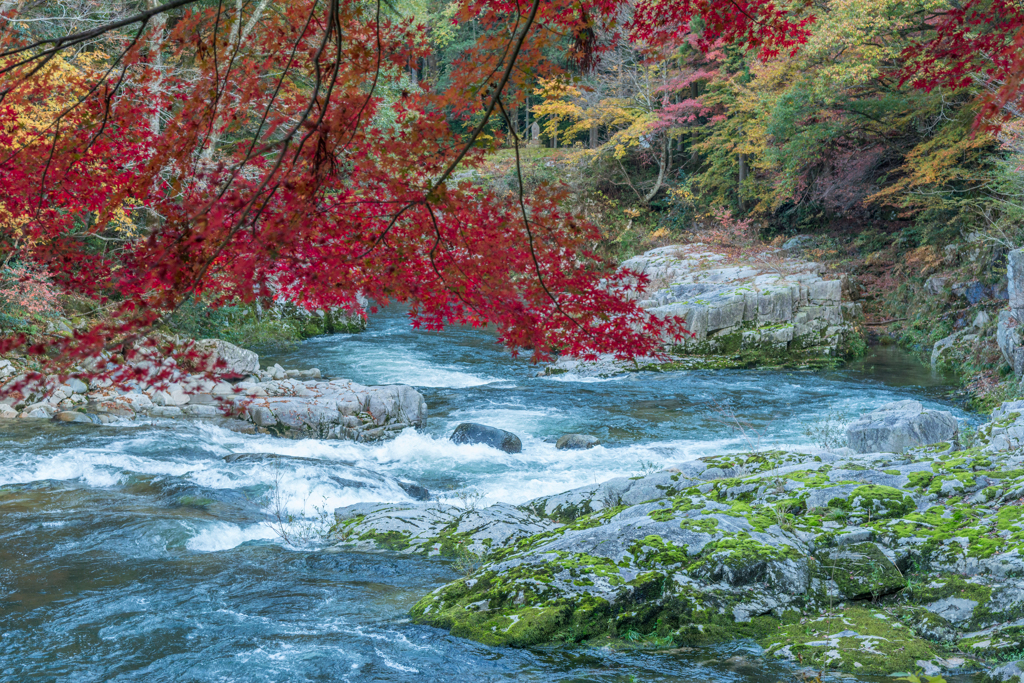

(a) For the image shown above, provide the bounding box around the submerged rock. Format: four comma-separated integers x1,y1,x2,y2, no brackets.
52,411,98,424
555,434,600,450
845,400,958,454
449,423,522,453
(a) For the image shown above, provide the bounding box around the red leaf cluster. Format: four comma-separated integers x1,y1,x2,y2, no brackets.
0,0,688,372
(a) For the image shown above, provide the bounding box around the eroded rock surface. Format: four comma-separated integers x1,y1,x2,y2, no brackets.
332,502,556,557
624,245,857,368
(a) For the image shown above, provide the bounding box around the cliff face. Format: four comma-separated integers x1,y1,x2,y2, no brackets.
624,245,859,368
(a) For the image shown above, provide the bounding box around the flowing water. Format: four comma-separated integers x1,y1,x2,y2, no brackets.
0,308,975,682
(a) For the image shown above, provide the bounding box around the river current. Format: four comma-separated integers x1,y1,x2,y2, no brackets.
0,308,972,682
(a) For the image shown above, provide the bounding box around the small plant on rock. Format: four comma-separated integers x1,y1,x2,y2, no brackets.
773,505,795,532
824,507,848,524
803,410,849,450
451,540,483,577
260,463,336,547
960,423,982,450
450,488,485,511
632,460,663,478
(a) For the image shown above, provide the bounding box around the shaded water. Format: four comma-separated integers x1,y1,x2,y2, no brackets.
1,308,972,682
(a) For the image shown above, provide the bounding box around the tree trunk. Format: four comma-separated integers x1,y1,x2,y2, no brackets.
738,153,748,211
147,0,166,136
200,0,270,161
644,137,670,203
589,122,599,149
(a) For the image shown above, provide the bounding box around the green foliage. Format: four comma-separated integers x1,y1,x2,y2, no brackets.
164,298,302,347
163,297,365,348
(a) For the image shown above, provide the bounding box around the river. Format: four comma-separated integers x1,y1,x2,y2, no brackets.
0,308,973,682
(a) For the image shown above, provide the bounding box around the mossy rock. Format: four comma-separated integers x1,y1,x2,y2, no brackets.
816,542,906,600
848,485,916,520
760,606,943,675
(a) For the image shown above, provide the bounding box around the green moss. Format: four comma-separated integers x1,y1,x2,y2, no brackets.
907,471,933,490
761,606,944,675
848,485,915,520
816,542,906,600
958,625,1024,659
357,529,412,552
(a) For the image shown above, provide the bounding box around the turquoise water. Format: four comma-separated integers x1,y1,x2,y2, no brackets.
0,308,973,682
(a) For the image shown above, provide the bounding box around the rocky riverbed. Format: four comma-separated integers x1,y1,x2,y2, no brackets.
333,399,1024,679
0,337,426,441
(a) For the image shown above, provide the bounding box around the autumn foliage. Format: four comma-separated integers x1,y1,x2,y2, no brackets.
1,0,1022,375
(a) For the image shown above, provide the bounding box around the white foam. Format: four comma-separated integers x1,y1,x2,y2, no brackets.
443,405,573,436
0,449,203,488
374,648,418,673
327,341,502,388
186,521,278,552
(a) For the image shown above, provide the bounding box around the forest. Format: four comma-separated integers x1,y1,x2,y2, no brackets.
1,0,1022,396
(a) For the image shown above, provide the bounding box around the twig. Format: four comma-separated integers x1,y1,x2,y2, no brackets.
864,318,907,326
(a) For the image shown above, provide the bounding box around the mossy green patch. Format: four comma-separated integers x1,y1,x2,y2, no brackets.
816,542,906,600
760,606,944,675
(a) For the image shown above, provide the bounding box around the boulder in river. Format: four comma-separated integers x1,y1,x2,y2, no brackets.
555,433,600,450
449,423,522,453
845,400,958,454
240,380,427,440
190,338,261,376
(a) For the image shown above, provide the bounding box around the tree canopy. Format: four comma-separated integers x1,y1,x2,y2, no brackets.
1,0,1022,372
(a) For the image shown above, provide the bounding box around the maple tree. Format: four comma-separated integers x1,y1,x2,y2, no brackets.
1,0,1022,378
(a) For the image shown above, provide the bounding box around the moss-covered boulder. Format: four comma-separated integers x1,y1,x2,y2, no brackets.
333,400,1024,679
762,606,948,675
816,542,906,600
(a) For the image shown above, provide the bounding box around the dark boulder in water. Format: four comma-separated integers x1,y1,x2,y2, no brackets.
398,480,430,501
449,423,522,454
555,433,600,450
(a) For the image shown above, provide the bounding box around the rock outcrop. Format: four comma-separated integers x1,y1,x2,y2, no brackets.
189,338,261,376
241,380,427,440
845,400,959,454
333,502,556,556
337,401,1024,678
622,245,858,368
997,248,1024,378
